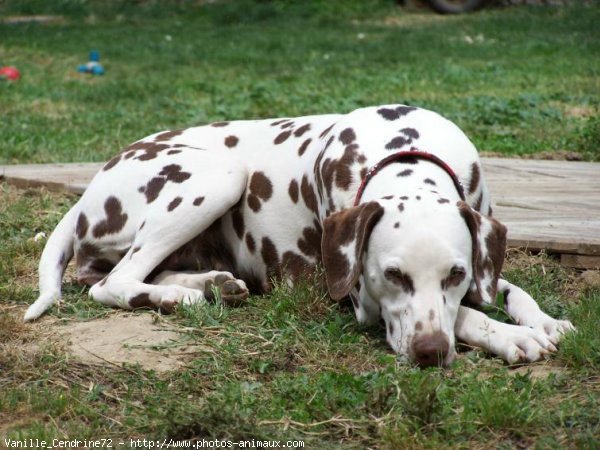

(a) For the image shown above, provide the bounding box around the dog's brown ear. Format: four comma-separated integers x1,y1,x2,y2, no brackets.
458,201,507,305
322,202,384,300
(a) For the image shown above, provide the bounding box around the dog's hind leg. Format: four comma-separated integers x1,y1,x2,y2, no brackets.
152,270,249,307
89,156,248,312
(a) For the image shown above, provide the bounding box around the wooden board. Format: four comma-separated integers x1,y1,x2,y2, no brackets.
2,158,599,266
483,158,600,262
0,163,101,195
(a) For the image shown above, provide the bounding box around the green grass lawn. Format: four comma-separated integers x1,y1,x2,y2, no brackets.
1,1,599,448
1,1,599,164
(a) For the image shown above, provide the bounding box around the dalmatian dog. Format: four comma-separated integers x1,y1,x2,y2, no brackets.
24,105,574,367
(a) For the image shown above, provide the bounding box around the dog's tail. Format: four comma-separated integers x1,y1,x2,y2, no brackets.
24,203,79,322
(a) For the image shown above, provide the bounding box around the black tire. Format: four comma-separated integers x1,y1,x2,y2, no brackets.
427,0,489,14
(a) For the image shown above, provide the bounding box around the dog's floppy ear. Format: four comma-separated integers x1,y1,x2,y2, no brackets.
458,201,507,305
322,202,384,300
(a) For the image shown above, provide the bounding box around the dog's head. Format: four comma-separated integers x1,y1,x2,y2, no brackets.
322,197,506,367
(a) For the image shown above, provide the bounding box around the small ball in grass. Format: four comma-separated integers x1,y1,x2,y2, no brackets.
0,66,21,81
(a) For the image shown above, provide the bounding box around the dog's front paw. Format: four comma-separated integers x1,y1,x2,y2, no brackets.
530,315,576,345
496,323,558,364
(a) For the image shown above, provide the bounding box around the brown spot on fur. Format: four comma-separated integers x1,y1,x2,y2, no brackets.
297,223,322,258
384,269,415,295
415,321,423,331
247,172,273,212
261,237,280,276
167,197,183,211
294,124,311,137
441,267,466,290
385,136,411,150
381,195,394,200
398,203,404,212
225,135,239,148
231,207,245,239
193,196,205,206
76,213,89,239
325,135,334,150
280,121,295,129
401,127,420,140
245,233,256,253
339,128,356,145
424,178,436,186
167,149,182,155
438,198,450,204
298,138,312,156
394,222,400,228
468,162,480,195
130,293,154,309
155,129,183,142
160,164,191,183
139,177,167,203
271,119,288,127
319,124,335,138
335,143,361,190
211,121,230,127
103,155,121,171
288,179,299,203
301,175,319,216
274,130,292,145
92,196,128,238
397,169,413,177
130,142,170,161
377,105,417,121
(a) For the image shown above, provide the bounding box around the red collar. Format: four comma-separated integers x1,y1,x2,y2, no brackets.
353,149,466,206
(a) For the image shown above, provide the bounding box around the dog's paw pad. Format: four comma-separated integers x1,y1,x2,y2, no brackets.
204,276,249,306
159,299,179,314
220,280,249,307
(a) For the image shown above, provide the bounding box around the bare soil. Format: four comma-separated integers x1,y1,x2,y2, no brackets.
61,313,196,372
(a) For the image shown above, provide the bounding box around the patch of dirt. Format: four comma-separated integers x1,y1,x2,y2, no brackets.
59,313,197,372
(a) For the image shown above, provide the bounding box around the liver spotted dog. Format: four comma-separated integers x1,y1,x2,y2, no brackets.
25,105,574,367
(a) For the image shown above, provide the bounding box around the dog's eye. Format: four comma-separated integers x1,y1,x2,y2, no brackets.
384,268,415,294
450,266,466,277
441,266,466,289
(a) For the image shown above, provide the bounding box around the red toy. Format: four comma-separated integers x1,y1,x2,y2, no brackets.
0,66,21,81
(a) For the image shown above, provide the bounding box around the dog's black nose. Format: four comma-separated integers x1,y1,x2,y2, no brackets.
411,332,449,368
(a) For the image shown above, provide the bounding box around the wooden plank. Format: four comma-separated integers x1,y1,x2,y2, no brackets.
561,254,600,269
0,163,102,195
482,158,600,256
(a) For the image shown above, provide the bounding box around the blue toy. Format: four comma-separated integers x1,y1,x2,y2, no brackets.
77,50,105,75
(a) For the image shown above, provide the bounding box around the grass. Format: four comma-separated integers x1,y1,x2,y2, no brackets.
1,1,599,447
1,1,599,164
